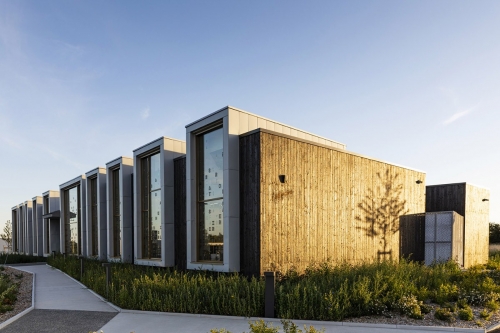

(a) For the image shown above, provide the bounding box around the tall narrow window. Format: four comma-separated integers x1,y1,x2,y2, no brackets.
197,127,224,262
33,200,37,253
19,207,24,253
43,196,49,254
90,177,98,256
12,212,17,252
65,186,80,255
141,152,161,259
112,168,121,257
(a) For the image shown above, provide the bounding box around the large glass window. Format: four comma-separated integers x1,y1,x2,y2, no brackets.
90,177,98,256
65,186,80,255
112,168,121,257
197,127,224,262
141,152,161,259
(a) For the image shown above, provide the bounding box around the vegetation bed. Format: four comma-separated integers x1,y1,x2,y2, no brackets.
47,254,500,329
0,266,32,324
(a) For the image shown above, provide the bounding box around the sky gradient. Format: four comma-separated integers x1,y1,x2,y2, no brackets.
1,1,499,232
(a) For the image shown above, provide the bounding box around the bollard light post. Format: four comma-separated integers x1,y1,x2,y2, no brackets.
78,256,84,281
264,271,275,318
102,263,112,297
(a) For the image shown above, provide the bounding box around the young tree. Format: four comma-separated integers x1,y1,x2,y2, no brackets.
0,220,12,250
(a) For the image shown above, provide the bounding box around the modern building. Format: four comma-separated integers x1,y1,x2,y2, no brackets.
9,106,491,275
106,156,134,263
133,137,186,267
42,190,61,257
85,167,107,260
59,175,86,256
32,196,43,256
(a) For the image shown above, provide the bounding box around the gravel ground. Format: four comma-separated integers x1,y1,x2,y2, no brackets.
343,303,500,330
0,267,32,324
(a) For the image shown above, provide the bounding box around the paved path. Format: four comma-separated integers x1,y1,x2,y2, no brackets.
0,264,117,333
0,264,487,333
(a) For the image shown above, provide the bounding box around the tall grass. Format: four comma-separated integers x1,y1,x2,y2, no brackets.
48,255,264,317
47,255,500,321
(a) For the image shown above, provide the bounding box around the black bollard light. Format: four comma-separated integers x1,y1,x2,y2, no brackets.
78,256,84,280
264,271,275,318
102,263,112,297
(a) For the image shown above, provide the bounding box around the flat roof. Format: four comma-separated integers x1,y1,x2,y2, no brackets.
133,136,185,153
185,105,346,148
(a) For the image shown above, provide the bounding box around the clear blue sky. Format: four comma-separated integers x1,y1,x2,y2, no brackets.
1,1,499,232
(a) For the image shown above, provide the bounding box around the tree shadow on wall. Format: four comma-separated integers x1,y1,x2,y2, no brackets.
356,170,409,261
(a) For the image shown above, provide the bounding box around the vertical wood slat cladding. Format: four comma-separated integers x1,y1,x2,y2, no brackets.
174,157,187,270
240,130,426,275
465,184,489,267
399,213,425,262
239,133,261,276
426,183,490,267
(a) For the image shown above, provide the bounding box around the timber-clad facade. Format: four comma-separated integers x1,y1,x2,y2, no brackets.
240,129,426,275
10,106,491,274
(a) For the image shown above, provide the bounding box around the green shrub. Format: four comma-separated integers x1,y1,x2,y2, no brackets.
480,309,491,320
485,299,499,311
457,298,468,309
434,307,454,322
458,306,473,321
246,320,279,333
396,295,423,319
420,303,432,314
0,253,46,265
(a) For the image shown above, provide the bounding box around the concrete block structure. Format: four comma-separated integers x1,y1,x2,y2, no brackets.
42,190,61,256
32,196,43,256
133,137,186,267
85,167,107,260
426,183,490,268
60,176,87,256
106,157,134,263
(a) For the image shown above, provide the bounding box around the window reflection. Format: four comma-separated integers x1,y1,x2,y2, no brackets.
112,169,121,257
65,186,80,255
141,152,162,259
197,127,224,262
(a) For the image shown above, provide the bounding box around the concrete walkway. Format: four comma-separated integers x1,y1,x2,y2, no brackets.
1,264,488,333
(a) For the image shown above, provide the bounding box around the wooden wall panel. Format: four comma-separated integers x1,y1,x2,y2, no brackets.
399,213,425,262
465,184,490,267
243,131,426,275
174,157,187,270
239,134,261,276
